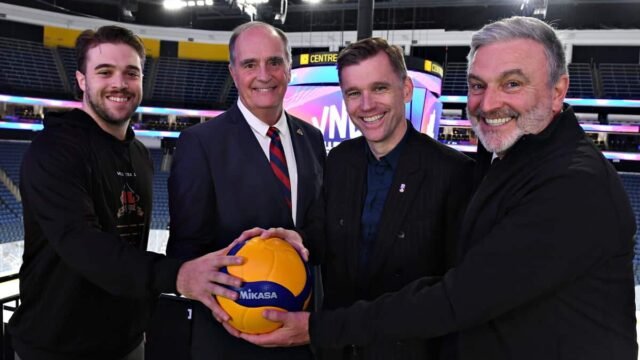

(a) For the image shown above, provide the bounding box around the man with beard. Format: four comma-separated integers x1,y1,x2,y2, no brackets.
9,25,243,360
236,16,638,360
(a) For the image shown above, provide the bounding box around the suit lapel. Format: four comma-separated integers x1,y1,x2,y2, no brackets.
343,142,368,283
288,114,310,226
366,131,423,279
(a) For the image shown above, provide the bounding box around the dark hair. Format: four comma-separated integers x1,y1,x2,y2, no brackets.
228,21,291,66
467,16,567,87
76,25,146,74
336,37,407,84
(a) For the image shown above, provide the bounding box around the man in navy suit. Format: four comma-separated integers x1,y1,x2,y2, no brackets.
166,21,325,360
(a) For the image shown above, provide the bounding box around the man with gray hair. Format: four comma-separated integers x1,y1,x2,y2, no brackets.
237,16,638,360
166,21,325,360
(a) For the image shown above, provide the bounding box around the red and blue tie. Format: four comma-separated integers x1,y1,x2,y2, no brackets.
267,126,292,209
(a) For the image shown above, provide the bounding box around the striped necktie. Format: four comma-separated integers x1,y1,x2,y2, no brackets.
267,126,292,209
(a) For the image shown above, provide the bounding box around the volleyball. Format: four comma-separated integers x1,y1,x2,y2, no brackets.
216,236,312,334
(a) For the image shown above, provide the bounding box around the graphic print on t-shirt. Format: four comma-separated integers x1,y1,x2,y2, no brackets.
116,171,146,247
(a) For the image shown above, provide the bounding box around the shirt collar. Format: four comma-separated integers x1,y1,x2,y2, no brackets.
366,122,410,170
237,99,289,138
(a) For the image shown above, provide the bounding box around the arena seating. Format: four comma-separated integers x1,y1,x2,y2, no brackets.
149,149,170,231
0,141,27,244
599,63,640,99
442,62,468,96
0,37,67,97
57,46,79,93
153,57,230,107
0,191,22,245
227,83,239,107
619,172,640,283
0,141,28,185
567,63,597,98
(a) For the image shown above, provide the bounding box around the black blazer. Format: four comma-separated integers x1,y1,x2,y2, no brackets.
309,107,638,360
166,104,325,360
308,123,474,360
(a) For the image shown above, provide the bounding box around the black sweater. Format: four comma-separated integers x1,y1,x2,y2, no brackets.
9,109,183,360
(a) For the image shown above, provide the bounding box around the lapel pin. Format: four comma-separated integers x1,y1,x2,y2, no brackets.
297,128,304,136
399,183,406,193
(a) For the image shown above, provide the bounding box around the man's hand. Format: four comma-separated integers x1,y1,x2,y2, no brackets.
239,310,311,347
235,227,309,262
176,242,244,322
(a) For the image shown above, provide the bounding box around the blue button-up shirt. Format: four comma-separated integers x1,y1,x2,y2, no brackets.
359,127,410,276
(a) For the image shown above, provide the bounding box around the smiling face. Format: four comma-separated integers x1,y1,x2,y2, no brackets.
229,25,291,126
76,42,143,139
340,51,412,159
466,38,568,157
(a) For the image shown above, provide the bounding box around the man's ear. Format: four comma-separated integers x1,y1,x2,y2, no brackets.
403,76,414,103
551,74,569,113
76,70,87,93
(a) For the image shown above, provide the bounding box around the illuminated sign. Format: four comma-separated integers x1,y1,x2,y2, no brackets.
298,52,339,66
424,60,444,78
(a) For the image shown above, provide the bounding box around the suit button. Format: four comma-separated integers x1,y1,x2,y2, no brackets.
396,340,404,346
339,219,344,226
397,231,405,239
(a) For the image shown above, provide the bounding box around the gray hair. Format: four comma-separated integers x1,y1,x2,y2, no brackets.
228,21,291,66
467,16,567,87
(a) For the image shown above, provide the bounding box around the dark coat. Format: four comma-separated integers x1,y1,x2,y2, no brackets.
166,103,325,360
310,106,638,360
308,123,474,360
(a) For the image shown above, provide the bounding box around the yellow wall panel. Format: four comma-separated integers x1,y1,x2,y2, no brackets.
43,26,159,58
178,42,229,61
141,38,160,58
43,26,81,48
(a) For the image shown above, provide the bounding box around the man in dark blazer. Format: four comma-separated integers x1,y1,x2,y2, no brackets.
166,21,325,360
310,38,473,360
238,17,638,360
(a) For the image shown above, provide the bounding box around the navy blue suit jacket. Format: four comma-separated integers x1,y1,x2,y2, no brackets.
167,103,325,258
166,104,325,359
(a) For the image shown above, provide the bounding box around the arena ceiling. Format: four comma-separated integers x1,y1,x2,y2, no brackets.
2,0,639,32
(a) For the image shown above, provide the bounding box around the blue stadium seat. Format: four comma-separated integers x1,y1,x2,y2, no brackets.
0,37,66,96
567,63,596,98
619,172,640,284
153,57,230,106
442,62,468,96
599,63,640,100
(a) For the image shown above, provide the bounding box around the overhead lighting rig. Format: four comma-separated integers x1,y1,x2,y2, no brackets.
163,0,288,24
520,0,548,19
163,0,214,9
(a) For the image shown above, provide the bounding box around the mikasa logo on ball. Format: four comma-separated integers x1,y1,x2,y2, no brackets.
217,237,312,334
240,289,278,300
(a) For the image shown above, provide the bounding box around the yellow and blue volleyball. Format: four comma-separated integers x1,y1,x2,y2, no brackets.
216,236,312,334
